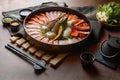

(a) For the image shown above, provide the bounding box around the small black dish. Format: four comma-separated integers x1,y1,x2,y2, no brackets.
100,35,120,61
80,53,95,67
2,17,14,27
10,20,20,33
19,9,32,21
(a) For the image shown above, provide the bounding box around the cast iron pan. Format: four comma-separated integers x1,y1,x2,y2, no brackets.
23,7,93,52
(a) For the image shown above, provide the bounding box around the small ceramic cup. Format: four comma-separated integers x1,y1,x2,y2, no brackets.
2,17,14,27
19,9,32,21
80,53,95,67
10,20,20,32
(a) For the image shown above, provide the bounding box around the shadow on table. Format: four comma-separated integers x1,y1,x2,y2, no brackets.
82,65,100,77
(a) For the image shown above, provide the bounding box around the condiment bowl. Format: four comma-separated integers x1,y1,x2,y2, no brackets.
10,20,20,32
2,17,14,27
19,9,32,21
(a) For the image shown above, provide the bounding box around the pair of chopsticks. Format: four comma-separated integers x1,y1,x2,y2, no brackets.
5,43,46,70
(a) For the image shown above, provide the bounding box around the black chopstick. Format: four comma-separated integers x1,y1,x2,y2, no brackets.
5,44,37,65
5,43,46,70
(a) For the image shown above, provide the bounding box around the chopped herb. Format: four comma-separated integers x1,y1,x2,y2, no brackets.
3,17,13,23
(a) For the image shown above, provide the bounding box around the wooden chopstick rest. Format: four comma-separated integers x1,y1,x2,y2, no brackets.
35,50,45,58
42,53,54,62
50,53,68,66
10,36,19,43
16,38,26,46
22,42,31,50
28,47,38,54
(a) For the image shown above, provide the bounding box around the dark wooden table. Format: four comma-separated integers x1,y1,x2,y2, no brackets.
0,0,120,80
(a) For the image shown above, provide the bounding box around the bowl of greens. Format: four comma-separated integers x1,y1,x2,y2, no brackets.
96,2,120,29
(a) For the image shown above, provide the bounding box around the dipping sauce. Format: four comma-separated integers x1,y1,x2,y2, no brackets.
20,10,31,16
19,9,32,20
2,17,13,27
3,17,13,23
11,21,20,27
10,21,20,32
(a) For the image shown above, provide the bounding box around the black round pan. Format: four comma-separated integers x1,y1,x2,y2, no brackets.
23,7,92,52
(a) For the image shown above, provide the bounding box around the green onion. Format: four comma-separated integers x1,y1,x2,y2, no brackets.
98,2,120,25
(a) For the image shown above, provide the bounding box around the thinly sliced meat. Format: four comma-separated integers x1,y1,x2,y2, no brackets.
77,37,82,41
26,24,41,29
57,11,62,16
46,12,52,21
49,11,62,20
74,20,85,26
28,20,36,24
48,39,54,44
31,18,44,25
52,11,58,18
31,34,41,38
68,14,80,22
78,31,90,34
75,26,90,31
39,17,48,23
26,28,40,32
53,11,63,19
40,13,49,22
74,23,90,31
35,15,41,20
28,21,41,26
28,31,40,35
59,40,69,45
35,15,48,23
40,37,49,43
68,15,73,21
53,40,59,45
40,13,48,19
78,33,88,40
67,38,79,44
72,15,79,20
26,27,41,29
36,36,45,40
46,11,58,21
49,11,55,20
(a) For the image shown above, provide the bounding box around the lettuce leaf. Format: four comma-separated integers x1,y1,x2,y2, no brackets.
98,2,120,25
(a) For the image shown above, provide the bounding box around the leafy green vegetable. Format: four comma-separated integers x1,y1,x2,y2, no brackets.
60,16,68,30
58,16,69,39
98,2,120,25
59,35,73,40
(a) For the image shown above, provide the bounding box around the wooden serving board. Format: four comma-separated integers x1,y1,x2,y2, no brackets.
10,36,68,67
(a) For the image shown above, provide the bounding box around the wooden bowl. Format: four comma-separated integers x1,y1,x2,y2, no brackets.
100,22,120,29
96,12,120,29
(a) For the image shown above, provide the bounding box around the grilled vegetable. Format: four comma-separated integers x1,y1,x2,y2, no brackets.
53,26,63,40
51,19,60,34
41,19,58,32
60,16,68,30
